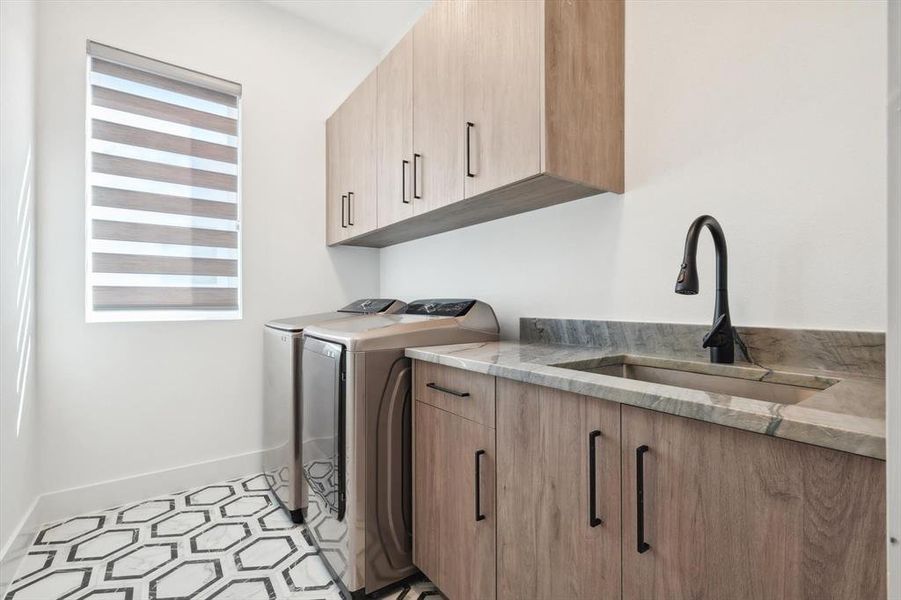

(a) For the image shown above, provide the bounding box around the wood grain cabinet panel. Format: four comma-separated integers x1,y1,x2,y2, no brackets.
377,32,414,227
621,405,886,600
463,0,541,198
328,0,625,248
412,0,465,216
327,71,377,245
412,398,443,582
346,70,378,236
496,379,621,600
543,0,624,192
411,367,885,600
414,361,495,427
325,107,346,245
414,401,496,600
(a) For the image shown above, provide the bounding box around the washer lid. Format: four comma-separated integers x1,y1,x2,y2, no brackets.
265,299,405,333
303,300,499,352
265,311,344,333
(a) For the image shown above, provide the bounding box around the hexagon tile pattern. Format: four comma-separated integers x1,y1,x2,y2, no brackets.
4,474,440,600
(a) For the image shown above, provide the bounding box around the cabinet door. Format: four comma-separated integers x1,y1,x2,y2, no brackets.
345,71,378,235
463,0,541,198
326,108,348,245
377,31,413,227
621,405,886,600
414,401,495,600
412,400,442,581
496,380,621,600
412,0,465,215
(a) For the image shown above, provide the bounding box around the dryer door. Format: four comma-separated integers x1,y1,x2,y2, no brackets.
301,336,346,521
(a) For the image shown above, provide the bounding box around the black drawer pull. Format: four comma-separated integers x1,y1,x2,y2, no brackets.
475,449,486,521
465,122,475,178
347,191,354,226
425,382,470,397
589,430,602,527
413,153,422,199
636,444,650,553
402,160,410,204
341,194,347,228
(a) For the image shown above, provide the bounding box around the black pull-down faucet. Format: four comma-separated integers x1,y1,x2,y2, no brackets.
675,215,735,364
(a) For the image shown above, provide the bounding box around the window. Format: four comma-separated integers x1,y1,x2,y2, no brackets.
85,42,242,322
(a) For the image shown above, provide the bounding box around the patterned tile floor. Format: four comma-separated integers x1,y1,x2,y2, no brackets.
4,474,441,600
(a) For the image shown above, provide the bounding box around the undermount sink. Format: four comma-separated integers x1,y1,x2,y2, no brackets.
552,356,838,405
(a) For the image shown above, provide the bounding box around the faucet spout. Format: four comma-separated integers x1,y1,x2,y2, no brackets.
675,215,734,363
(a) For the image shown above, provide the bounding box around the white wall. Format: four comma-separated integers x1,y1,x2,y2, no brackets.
0,0,39,573
35,1,380,495
381,0,888,338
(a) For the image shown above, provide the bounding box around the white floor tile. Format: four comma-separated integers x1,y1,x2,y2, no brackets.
4,474,440,600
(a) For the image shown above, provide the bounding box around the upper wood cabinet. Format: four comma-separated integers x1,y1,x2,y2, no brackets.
620,404,886,600
325,109,344,244
327,0,625,248
463,0,541,199
377,32,414,228
411,0,466,216
543,0,625,190
326,71,377,245
347,71,378,236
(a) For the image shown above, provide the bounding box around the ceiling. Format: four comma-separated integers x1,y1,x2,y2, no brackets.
261,0,433,55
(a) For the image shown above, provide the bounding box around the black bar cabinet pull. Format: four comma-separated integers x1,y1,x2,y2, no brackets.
413,153,422,199
636,445,650,553
341,194,347,228
465,122,475,178
347,191,354,226
402,160,410,204
475,449,486,521
588,430,602,527
425,382,470,397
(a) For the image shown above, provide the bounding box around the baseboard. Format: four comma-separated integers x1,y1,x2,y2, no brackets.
38,448,265,524
0,497,40,597
0,448,263,594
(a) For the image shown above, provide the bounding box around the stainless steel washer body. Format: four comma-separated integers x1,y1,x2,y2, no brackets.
262,299,405,522
301,300,499,596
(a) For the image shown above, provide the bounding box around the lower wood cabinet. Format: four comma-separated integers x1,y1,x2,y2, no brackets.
496,379,621,600
414,401,495,600
621,404,886,600
411,361,886,600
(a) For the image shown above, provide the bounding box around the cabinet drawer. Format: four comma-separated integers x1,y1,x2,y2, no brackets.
414,361,495,427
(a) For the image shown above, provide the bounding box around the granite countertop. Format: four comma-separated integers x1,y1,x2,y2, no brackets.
405,339,886,459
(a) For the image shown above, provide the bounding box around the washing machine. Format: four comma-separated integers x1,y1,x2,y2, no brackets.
262,299,405,522
300,299,499,596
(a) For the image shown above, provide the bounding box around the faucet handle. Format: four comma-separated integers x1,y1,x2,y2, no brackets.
702,313,732,349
